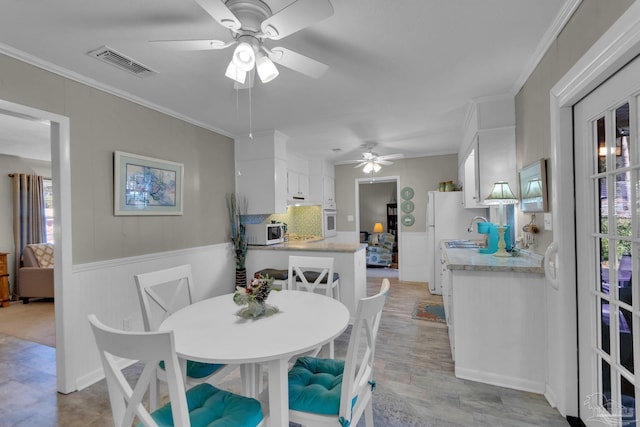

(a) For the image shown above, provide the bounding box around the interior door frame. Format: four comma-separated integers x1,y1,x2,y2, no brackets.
355,175,400,273
550,1,640,418
0,100,74,394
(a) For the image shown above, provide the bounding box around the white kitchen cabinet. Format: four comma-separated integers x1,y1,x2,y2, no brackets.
462,127,516,208
440,249,454,359
287,170,309,200
308,160,336,208
323,175,336,209
235,131,288,214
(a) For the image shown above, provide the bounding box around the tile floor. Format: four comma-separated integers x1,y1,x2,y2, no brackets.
0,275,569,426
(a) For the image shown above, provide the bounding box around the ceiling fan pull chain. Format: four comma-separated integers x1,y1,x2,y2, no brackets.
248,74,253,139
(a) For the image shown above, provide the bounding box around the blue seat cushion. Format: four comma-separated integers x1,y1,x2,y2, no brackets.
146,383,264,427
288,356,345,415
159,360,225,379
296,271,339,284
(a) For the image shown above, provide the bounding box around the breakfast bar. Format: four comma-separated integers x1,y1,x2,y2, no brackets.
440,241,546,393
246,240,367,322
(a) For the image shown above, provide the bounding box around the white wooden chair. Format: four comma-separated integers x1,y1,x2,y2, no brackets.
134,264,236,409
287,255,340,300
287,255,341,357
287,279,390,427
87,314,264,427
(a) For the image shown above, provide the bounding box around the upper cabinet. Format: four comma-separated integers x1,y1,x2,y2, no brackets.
286,170,309,200
323,175,336,209
286,151,310,201
459,98,516,208
309,160,336,209
235,131,288,214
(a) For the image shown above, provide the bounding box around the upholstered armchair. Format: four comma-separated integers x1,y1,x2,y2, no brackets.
19,243,54,303
366,233,395,267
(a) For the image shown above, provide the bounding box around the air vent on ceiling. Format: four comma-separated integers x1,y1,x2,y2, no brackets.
87,45,157,78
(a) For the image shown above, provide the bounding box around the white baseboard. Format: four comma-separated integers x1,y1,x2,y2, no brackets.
455,366,545,394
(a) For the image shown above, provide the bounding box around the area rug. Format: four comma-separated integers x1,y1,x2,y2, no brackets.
412,301,446,323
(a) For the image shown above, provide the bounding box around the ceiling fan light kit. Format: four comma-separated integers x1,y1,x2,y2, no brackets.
158,0,334,86
256,53,279,83
232,40,256,72
225,61,246,84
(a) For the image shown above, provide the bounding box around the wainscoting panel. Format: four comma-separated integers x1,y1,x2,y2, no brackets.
69,243,235,390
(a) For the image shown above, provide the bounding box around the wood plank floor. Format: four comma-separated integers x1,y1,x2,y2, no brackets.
0,272,569,426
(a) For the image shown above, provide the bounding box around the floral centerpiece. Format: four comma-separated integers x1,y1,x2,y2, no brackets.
233,274,279,318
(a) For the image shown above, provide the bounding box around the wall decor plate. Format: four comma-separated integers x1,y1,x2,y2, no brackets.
401,214,415,226
401,187,414,200
401,200,415,213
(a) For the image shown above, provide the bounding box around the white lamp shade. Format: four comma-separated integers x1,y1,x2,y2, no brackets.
225,61,246,84
256,55,279,83
232,42,255,72
483,181,518,205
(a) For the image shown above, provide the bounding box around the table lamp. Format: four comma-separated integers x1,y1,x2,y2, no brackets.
483,181,518,257
373,222,384,243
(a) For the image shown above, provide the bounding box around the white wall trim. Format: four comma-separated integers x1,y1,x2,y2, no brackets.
548,0,640,418
455,366,545,395
511,0,582,95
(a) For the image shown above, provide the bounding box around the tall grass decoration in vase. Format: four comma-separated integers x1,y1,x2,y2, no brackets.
226,193,248,287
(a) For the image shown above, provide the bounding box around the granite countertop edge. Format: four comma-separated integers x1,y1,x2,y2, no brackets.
248,240,367,253
442,242,545,275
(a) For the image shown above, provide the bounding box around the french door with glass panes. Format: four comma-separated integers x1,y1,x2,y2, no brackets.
575,57,640,427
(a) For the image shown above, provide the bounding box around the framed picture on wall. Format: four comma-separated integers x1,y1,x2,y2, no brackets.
114,151,183,215
518,159,548,213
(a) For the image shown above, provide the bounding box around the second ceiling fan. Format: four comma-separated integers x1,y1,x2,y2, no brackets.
153,0,333,86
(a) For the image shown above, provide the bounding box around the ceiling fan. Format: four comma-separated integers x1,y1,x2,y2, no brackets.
152,0,333,87
339,147,404,173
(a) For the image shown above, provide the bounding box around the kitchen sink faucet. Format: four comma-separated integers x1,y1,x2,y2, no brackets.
467,216,489,233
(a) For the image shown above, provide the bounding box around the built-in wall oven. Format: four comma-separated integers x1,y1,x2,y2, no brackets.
323,210,337,237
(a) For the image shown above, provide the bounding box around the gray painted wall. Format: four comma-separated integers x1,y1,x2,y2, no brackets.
0,53,235,264
515,0,634,254
335,154,458,233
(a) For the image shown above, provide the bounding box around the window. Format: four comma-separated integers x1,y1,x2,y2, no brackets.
43,178,54,243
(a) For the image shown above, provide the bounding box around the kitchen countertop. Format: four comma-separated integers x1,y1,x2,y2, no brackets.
248,240,367,253
441,241,544,274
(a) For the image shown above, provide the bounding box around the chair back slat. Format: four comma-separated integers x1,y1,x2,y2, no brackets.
339,278,390,422
88,314,191,427
288,255,335,297
135,265,195,332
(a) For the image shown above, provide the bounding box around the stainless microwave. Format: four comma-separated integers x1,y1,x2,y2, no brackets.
245,223,285,245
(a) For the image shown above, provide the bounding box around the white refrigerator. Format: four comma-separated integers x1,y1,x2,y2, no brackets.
426,191,487,294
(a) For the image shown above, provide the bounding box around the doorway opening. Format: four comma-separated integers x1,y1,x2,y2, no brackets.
356,176,400,280
0,100,73,394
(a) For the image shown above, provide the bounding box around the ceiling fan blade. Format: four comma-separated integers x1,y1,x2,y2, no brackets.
193,0,241,31
378,153,404,161
362,152,375,160
261,0,334,40
149,39,235,51
376,159,393,165
334,159,365,165
268,47,328,78
353,162,368,168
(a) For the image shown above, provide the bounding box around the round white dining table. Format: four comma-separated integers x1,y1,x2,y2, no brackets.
159,290,350,427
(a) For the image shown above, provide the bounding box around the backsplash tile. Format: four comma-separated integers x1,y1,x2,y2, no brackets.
242,205,322,236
